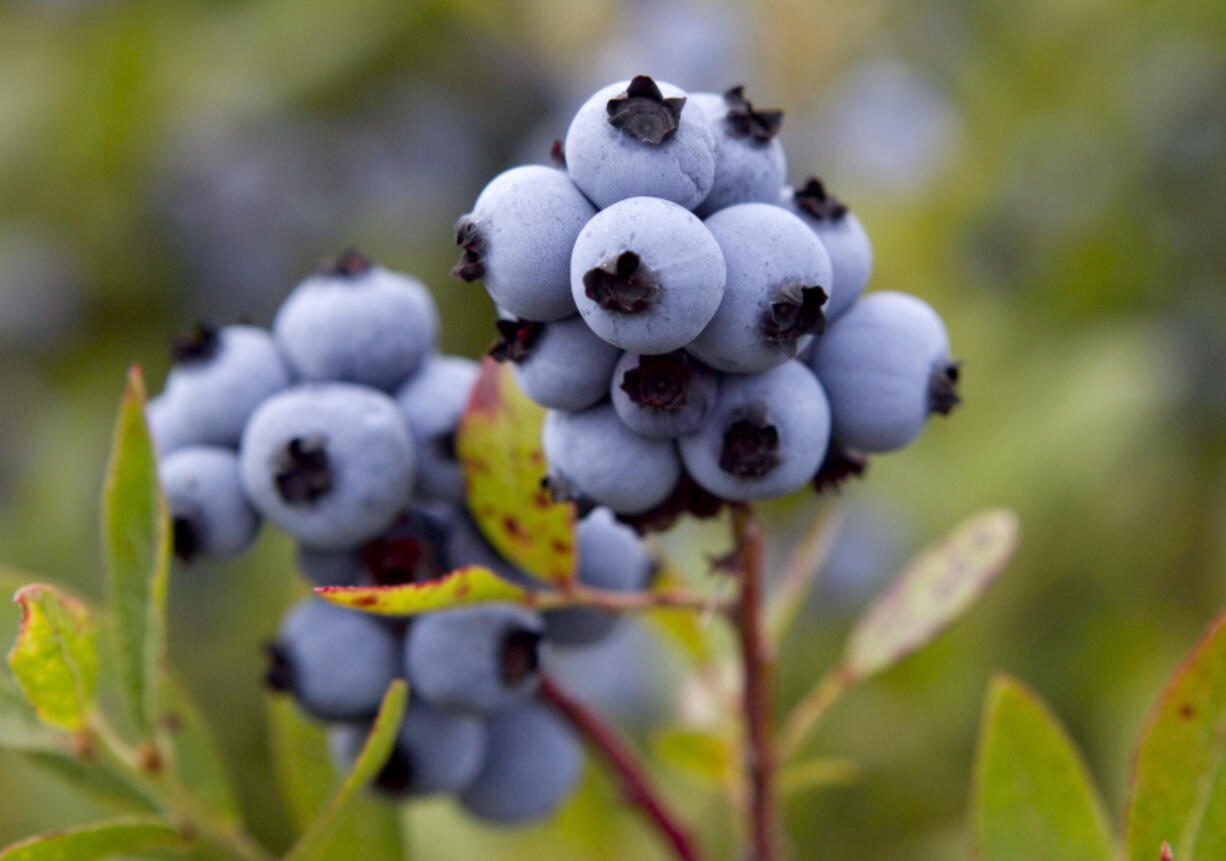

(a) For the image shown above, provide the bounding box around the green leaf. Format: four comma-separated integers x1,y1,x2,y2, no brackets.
22,750,158,813
160,676,241,825
0,817,181,860
6,584,98,732
973,675,1114,861
652,728,736,786
284,680,407,861
457,359,576,585
316,566,534,616
1126,609,1226,861
101,367,170,740
778,758,862,796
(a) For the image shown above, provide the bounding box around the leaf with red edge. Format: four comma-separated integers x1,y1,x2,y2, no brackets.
316,567,535,617
7,584,97,732
456,359,576,585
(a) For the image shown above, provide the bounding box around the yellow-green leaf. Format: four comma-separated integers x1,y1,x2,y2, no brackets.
7,584,98,732
778,757,862,796
456,359,576,585
284,680,407,861
1127,610,1226,861
0,817,181,860
973,675,1114,861
316,566,535,616
652,728,736,786
101,367,170,740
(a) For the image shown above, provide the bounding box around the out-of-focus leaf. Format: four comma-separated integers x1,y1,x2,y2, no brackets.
973,675,1114,861
642,562,717,663
1127,610,1226,861
652,728,735,786
101,367,170,741
0,673,59,751
160,677,240,825
456,359,576,585
0,817,181,860
7,584,98,732
316,566,533,616
284,680,407,861
778,758,862,796
22,750,158,813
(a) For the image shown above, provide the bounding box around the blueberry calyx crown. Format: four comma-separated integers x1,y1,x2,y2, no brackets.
793,177,848,222
170,323,221,365
171,514,201,563
583,251,661,314
620,352,694,412
606,75,686,145
541,473,596,518
761,283,828,352
719,407,781,479
500,628,542,686
263,642,295,693
361,535,428,586
723,85,784,143
549,138,566,168
319,248,373,279
273,436,333,505
616,471,724,535
451,218,486,282
488,318,545,363
929,360,962,415
812,441,869,494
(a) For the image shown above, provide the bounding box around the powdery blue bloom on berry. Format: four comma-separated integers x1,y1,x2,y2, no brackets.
610,351,719,439
809,290,960,453
490,316,620,412
688,203,833,373
395,355,479,502
680,360,830,501
240,383,414,549
274,251,438,392
543,404,681,515
163,324,291,447
564,76,716,210
570,196,725,355
160,446,260,562
691,87,787,217
452,165,595,322
780,178,874,320
146,393,194,458
458,702,582,825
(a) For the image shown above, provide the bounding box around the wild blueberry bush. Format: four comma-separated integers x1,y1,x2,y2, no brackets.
0,75,1217,861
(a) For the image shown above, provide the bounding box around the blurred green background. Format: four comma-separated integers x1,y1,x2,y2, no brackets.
0,0,1223,858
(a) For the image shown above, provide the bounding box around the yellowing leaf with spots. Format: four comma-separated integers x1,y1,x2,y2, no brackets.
316,567,535,616
7,584,98,732
457,359,576,585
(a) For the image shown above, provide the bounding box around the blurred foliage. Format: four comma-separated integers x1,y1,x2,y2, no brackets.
0,0,1222,858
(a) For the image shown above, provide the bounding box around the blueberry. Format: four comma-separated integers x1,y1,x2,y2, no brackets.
488,316,620,412
240,383,415,549
781,178,873,319
405,605,544,713
610,351,719,439
564,76,716,210
570,197,725,354
452,166,595,322
395,355,479,502
543,619,667,729
328,701,486,798
445,510,533,587
146,393,193,458
543,404,681,515
265,597,402,722
273,250,438,392
163,324,291,447
545,507,652,646
458,702,581,825
679,360,830,501
296,505,454,588
295,544,363,588
691,87,787,217
160,446,260,563
808,290,960,453
687,203,834,373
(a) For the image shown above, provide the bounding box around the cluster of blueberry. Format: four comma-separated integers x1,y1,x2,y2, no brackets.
456,76,961,529
145,250,656,822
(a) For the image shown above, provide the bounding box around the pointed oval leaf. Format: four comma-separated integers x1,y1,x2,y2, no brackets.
778,758,862,796
973,675,1114,861
0,817,181,860
7,584,98,732
316,566,535,616
1127,610,1226,861
456,359,576,585
101,367,170,740
844,508,1019,680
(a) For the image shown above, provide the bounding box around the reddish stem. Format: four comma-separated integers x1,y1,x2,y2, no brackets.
540,676,704,861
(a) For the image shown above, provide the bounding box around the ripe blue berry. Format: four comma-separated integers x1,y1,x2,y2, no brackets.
808,290,960,452
781,178,874,319
266,598,402,722
445,510,533,587
543,619,667,729
458,702,582,825
543,404,681,515
679,360,830,501
395,355,478,503
405,605,544,713
688,203,833,373
273,251,438,392
610,351,719,439
452,166,595,322
240,383,415,549
163,324,291,447
564,76,716,210
691,87,787,217
570,196,725,354
490,316,620,412
146,393,192,457
160,446,260,562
